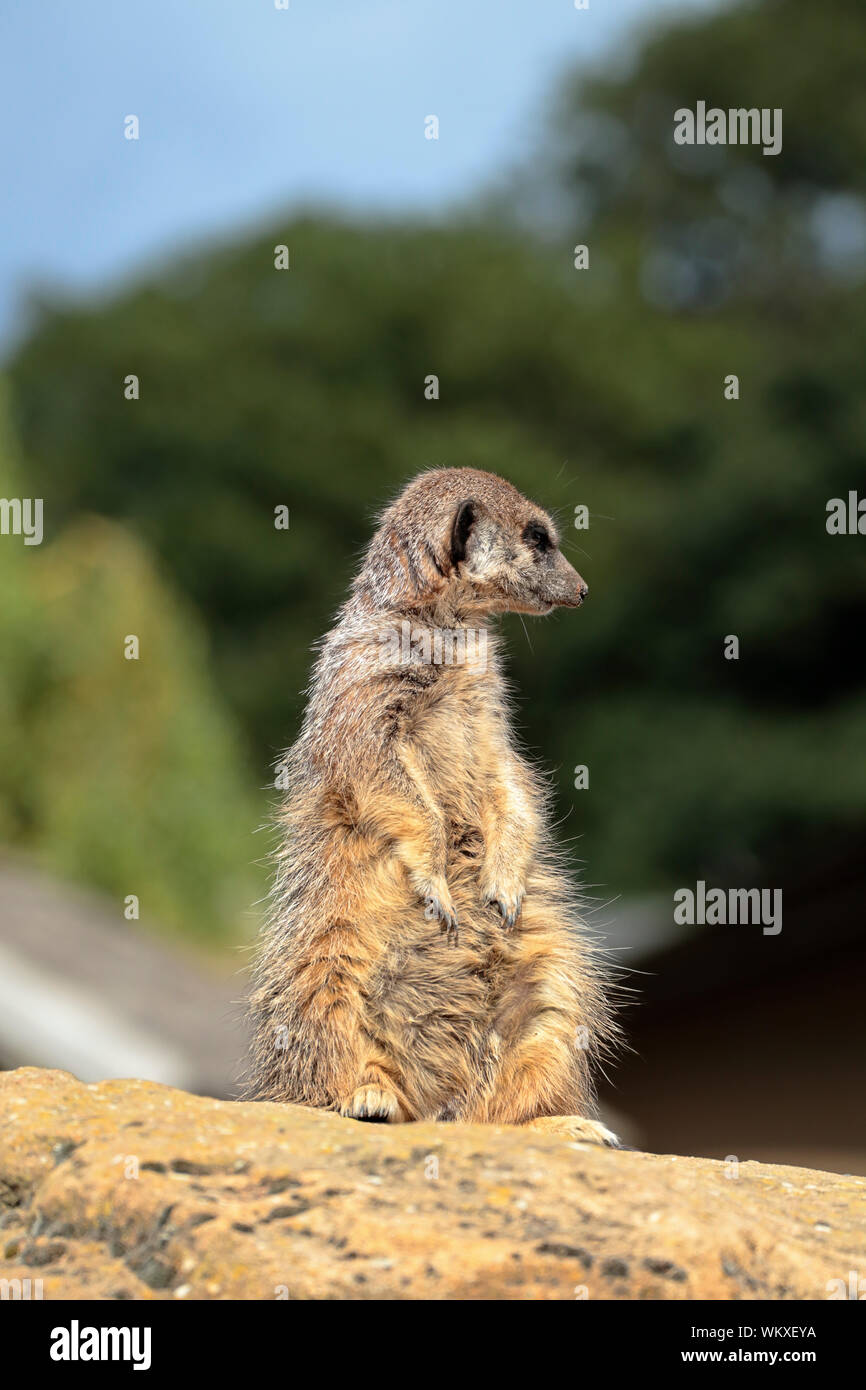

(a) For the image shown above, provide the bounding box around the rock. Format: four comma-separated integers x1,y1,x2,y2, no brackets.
1,1067,863,1300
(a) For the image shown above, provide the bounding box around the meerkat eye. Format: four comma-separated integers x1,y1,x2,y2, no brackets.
522,521,552,553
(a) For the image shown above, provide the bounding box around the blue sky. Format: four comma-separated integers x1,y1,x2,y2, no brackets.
0,0,720,348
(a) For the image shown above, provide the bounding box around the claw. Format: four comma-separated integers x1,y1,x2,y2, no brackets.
486,893,523,930
425,896,459,944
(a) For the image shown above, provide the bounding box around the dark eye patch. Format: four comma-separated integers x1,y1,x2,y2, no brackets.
522,521,552,553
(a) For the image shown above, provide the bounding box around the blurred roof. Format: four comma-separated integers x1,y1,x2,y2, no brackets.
0,861,249,1098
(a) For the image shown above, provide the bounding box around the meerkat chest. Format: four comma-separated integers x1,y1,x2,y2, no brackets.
411,667,505,805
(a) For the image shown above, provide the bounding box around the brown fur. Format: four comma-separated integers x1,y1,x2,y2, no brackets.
247,468,618,1143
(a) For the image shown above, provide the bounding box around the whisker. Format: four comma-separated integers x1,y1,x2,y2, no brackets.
561,537,593,562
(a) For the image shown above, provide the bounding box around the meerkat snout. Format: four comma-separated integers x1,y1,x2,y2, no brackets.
451,493,588,617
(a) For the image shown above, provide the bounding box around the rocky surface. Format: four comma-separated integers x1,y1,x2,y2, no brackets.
1,1067,863,1300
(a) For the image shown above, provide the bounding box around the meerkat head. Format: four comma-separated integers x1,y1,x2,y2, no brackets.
447,485,588,617
360,468,587,618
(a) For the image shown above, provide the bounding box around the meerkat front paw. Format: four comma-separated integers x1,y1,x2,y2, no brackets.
417,877,459,942
481,874,525,929
340,1084,406,1123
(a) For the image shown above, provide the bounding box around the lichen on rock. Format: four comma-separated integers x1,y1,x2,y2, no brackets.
1,1067,863,1300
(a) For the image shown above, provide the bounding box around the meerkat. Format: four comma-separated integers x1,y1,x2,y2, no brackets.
247,468,618,1144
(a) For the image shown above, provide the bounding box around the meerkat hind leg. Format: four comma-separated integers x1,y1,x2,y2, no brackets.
523,1114,619,1147
340,1086,404,1123
338,1065,410,1124
457,910,618,1145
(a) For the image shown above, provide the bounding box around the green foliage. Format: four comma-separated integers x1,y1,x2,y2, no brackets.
0,401,260,938
6,0,866,896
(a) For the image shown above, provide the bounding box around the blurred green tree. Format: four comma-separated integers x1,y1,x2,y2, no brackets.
0,395,260,940
7,0,866,898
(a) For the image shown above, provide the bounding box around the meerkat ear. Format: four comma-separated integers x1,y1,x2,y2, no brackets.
450,500,477,570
